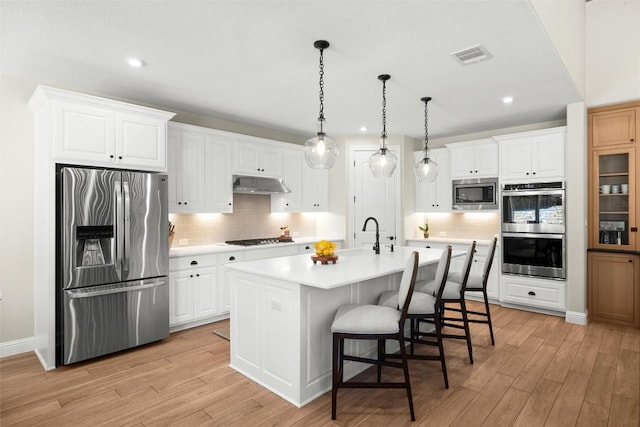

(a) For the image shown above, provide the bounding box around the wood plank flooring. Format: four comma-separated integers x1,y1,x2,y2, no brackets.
1,301,639,426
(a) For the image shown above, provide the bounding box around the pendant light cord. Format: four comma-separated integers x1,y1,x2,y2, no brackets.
423,99,429,151
381,79,387,141
318,47,325,126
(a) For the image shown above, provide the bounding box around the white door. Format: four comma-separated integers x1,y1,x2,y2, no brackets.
351,147,400,249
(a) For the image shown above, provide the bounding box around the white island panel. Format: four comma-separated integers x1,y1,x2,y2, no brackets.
227,246,461,407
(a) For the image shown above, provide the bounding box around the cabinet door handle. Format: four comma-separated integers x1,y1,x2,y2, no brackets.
178,202,182,205
425,245,431,248
228,202,232,206
631,138,635,142
631,227,638,232
475,170,478,173
305,246,310,250
196,274,200,277
528,291,536,296
190,274,193,278
526,172,530,175
118,156,123,160
532,172,536,175
229,256,236,261
110,155,114,159
190,260,198,265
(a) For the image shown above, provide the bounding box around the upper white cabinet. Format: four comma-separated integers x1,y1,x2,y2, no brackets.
168,122,233,213
28,86,174,171
496,127,566,182
447,139,498,179
271,147,304,212
415,148,451,212
302,163,329,211
233,138,283,177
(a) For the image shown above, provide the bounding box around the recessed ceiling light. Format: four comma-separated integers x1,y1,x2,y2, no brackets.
502,96,514,104
127,58,145,68
360,126,367,132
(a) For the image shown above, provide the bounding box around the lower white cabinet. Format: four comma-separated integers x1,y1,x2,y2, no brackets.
169,254,219,326
217,251,245,314
499,274,566,312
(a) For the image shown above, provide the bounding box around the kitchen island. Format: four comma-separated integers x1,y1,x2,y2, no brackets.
225,246,461,407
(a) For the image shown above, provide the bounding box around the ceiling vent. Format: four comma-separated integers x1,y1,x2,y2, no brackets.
450,44,493,65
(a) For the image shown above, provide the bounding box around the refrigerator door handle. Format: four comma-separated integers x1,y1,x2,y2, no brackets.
66,279,167,299
115,180,124,278
123,180,131,272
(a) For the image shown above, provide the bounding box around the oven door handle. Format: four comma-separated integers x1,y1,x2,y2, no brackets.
502,190,564,197
503,232,565,239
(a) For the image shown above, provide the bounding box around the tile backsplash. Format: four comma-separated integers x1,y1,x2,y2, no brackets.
411,212,499,240
169,193,317,247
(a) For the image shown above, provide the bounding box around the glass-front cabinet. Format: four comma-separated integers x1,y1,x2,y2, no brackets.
590,148,636,249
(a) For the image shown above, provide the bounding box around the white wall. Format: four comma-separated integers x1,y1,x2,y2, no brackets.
0,76,36,345
586,0,640,106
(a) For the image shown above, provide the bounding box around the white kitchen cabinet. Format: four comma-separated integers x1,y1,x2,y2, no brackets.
168,123,233,213
169,254,219,326
447,139,498,179
217,251,245,314
29,86,174,171
302,164,329,211
234,138,283,177
271,147,304,212
499,274,566,312
415,148,451,212
496,127,565,182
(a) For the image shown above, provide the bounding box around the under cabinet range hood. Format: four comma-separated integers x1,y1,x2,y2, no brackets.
232,175,291,194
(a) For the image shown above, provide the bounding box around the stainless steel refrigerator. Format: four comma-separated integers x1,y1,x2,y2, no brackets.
56,166,169,365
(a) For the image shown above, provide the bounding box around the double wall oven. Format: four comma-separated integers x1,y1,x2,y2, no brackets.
501,182,566,280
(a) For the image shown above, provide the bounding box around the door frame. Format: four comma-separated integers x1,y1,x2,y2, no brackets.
348,144,402,248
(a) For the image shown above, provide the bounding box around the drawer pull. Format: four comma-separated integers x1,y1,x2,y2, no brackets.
305,246,310,250
425,245,431,248
229,256,236,261
528,291,536,296
190,260,198,265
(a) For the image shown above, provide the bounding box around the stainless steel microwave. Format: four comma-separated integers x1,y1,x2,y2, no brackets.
452,177,498,210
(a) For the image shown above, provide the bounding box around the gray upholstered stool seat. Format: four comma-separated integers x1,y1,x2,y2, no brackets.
331,304,400,334
377,290,436,315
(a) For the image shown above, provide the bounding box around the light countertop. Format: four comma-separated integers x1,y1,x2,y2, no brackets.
225,246,464,290
169,236,343,257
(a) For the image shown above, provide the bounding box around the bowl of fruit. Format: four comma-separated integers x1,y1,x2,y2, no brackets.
311,240,338,265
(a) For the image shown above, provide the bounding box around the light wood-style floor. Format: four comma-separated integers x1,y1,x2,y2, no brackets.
1,301,639,426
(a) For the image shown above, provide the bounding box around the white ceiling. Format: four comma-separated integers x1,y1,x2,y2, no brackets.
1,0,582,140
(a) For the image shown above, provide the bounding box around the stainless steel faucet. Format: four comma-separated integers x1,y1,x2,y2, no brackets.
362,217,380,254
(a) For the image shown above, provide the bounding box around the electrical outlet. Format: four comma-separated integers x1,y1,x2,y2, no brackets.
179,239,189,246
292,231,300,237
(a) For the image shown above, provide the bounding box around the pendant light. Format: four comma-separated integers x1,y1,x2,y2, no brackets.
415,96,438,183
304,40,339,169
369,74,397,177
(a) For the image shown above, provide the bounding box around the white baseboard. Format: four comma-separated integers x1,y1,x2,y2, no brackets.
565,310,588,325
0,336,34,358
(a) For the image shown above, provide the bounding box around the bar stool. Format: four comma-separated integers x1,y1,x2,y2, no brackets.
377,246,453,388
330,251,419,421
448,237,497,345
417,241,475,364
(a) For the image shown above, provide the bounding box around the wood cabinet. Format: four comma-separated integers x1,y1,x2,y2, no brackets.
415,148,451,212
29,86,174,171
167,122,233,213
588,100,640,328
588,251,640,328
233,138,283,177
496,127,565,182
447,139,498,179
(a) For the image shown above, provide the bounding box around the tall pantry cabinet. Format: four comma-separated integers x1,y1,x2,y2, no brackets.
587,100,640,328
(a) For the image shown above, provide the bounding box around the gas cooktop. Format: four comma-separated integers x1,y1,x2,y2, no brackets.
225,238,292,246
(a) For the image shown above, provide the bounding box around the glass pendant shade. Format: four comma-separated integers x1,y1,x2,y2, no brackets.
305,119,338,169
415,155,438,183
369,147,397,177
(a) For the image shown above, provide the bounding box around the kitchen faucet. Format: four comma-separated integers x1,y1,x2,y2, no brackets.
362,217,380,254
